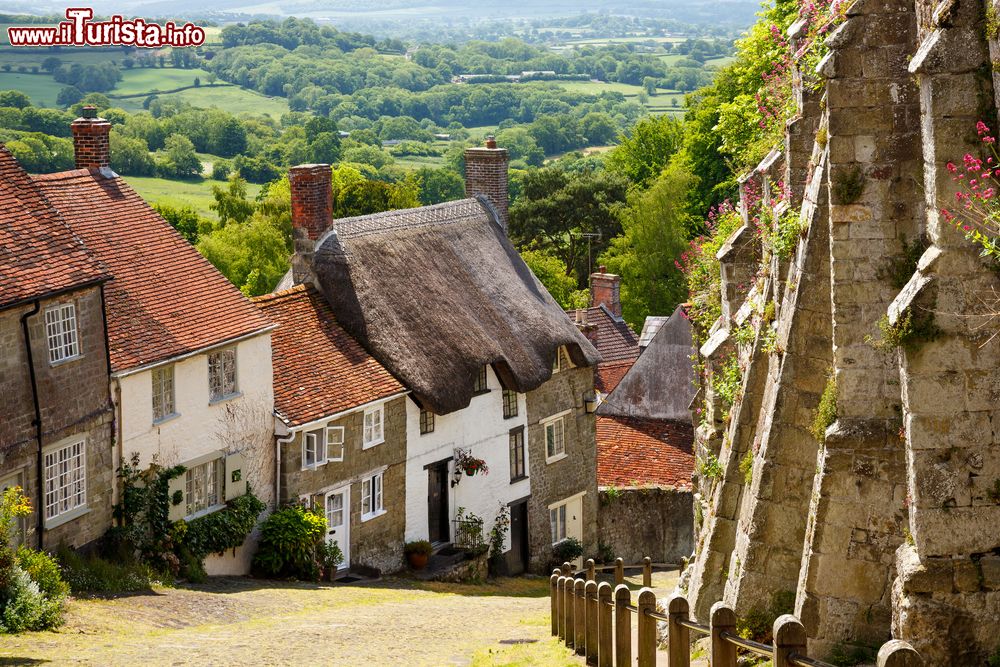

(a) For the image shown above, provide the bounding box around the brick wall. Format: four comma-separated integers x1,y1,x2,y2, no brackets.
464,146,509,232
289,164,332,285
524,364,597,573
589,269,621,317
70,115,111,169
280,396,407,574
0,286,114,549
597,488,693,565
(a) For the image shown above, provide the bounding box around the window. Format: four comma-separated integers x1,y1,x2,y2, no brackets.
509,427,526,482
208,348,237,401
43,440,86,522
472,365,489,394
502,389,518,419
151,365,176,422
303,426,345,468
419,409,435,435
325,491,345,533
361,472,384,520
545,416,566,461
44,303,80,364
363,405,385,448
552,346,563,373
185,457,223,516
549,504,567,544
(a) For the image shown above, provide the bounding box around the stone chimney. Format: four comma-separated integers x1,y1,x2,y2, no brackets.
288,163,332,285
465,136,509,232
70,106,111,170
590,266,622,318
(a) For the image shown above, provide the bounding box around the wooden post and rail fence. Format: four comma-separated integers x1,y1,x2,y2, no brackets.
550,557,923,667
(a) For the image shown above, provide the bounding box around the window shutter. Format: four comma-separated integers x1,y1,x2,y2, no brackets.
167,473,186,522
225,452,247,501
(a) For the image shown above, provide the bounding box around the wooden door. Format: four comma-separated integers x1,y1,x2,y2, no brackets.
325,486,350,569
427,462,450,544
508,500,529,575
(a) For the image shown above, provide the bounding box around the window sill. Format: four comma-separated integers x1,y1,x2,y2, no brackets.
209,391,242,406
545,453,568,465
510,475,528,484
362,438,385,450
471,389,491,397
44,505,89,531
502,414,519,420
183,503,226,522
49,353,83,367
301,461,326,472
153,412,180,427
361,509,387,523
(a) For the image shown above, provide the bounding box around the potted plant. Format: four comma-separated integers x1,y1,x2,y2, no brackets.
455,449,489,477
404,540,433,570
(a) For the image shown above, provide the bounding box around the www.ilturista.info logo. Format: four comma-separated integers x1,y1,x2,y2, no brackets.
7,8,206,47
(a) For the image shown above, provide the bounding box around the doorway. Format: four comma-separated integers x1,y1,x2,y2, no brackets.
427,460,450,544
324,486,350,569
508,499,529,575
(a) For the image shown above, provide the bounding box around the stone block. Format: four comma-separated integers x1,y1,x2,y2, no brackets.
953,559,980,593
982,555,1000,591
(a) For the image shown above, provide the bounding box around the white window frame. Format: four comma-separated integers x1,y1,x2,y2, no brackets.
43,438,87,527
549,503,567,544
363,404,385,449
303,429,325,469
325,426,345,462
184,455,225,519
208,347,238,403
552,345,563,373
44,302,81,364
360,471,385,521
543,410,570,463
151,365,177,423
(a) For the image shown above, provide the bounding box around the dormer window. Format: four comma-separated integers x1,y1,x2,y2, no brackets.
472,365,489,394
552,346,565,373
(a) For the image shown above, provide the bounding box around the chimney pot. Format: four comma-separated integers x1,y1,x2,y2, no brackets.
485,135,497,149
590,268,622,318
70,110,111,170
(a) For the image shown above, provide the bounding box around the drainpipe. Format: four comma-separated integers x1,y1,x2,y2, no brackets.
19,300,43,549
275,424,296,507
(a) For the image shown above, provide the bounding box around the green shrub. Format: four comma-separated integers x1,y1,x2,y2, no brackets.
403,540,433,556
552,537,584,565
55,545,164,594
252,504,327,581
866,309,940,352
736,589,795,642
597,541,615,564
697,453,723,480
16,547,68,600
740,450,754,485
183,492,265,561
0,567,64,633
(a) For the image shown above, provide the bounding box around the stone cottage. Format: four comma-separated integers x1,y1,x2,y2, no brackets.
0,145,114,550
30,107,276,574
595,306,697,565
254,285,409,575
282,140,601,573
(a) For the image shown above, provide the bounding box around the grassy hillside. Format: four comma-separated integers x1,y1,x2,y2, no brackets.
123,176,263,220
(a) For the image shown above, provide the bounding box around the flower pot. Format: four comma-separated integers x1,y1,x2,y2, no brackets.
465,469,475,476
408,552,429,570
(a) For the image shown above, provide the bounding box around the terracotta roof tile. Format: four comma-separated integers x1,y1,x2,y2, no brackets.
576,305,640,364
595,359,635,394
254,285,405,426
31,169,271,372
596,415,694,489
0,147,108,309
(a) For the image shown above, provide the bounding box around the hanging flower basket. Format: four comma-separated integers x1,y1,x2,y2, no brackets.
455,449,489,477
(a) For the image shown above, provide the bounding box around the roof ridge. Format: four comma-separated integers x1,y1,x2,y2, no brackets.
30,168,94,182
252,284,308,303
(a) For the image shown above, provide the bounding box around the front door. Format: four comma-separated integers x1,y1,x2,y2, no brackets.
427,461,450,544
508,500,529,575
325,486,350,569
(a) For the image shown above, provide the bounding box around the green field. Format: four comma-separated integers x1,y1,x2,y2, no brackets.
113,68,214,96
564,35,689,46
0,72,64,106
394,154,446,169
114,84,289,117
705,55,737,67
123,175,262,219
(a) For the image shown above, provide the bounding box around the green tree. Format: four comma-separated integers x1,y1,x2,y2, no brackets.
153,203,213,244
599,162,696,331
0,90,31,109
109,131,155,176
56,86,84,108
415,167,464,205
605,115,685,187
210,175,256,225
159,134,201,178
521,249,588,309
197,213,290,296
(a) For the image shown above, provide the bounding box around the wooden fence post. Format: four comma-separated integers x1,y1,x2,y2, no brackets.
643,556,652,587
614,584,631,667
667,593,690,667
877,640,923,667
575,578,587,655
637,588,657,667
587,557,596,582
565,576,575,649
557,576,567,640
550,572,560,637
710,601,737,667
615,557,624,586
597,582,613,667
586,580,599,665
773,614,806,667
562,561,573,576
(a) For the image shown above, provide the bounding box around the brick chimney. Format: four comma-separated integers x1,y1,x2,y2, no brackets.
288,163,332,285
590,265,622,318
465,136,509,232
70,106,111,170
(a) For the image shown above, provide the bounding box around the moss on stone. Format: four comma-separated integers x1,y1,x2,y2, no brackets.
810,372,837,442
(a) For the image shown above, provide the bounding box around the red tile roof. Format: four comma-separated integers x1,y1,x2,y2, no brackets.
32,169,271,372
0,147,108,309
596,415,694,489
253,285,405,427
578,305,640,364
595,359,635,395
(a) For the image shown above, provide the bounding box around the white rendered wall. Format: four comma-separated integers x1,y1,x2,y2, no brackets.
404,366,529,552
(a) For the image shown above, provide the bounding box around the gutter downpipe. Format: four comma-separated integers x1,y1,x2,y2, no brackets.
19,301,43,549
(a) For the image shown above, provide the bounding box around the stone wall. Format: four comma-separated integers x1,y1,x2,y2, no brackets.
525,364,598,573
597,488,692,565
684,1,1000,663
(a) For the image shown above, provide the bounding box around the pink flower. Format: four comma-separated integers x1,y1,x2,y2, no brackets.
963,225,972,231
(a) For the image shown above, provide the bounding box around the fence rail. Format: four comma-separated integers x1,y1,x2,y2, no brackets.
550,557,924,667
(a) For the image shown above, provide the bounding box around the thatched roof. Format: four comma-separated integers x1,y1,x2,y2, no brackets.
312,196,600,415
597,306,696,422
